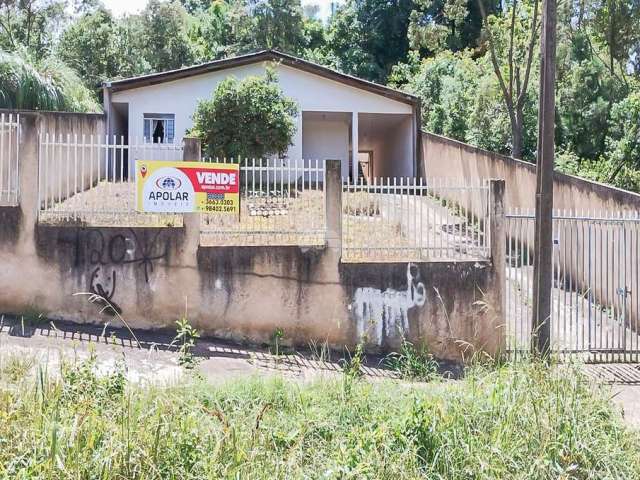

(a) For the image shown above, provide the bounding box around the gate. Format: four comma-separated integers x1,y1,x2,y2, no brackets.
0,113,20,206
506,210,640,363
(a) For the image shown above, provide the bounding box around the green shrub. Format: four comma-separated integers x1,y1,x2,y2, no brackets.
190,69,299,160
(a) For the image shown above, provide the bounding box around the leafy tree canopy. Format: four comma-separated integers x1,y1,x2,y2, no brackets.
190,70,299,159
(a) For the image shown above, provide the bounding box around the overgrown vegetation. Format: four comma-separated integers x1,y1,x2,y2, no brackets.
0,356,638,478
0,50,100,112
385,339,438,381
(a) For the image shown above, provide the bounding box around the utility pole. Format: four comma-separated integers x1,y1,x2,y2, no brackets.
531,0,557,357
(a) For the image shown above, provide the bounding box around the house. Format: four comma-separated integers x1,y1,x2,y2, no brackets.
102,50,421,180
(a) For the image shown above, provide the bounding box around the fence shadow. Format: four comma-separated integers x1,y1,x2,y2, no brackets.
0,314,463,380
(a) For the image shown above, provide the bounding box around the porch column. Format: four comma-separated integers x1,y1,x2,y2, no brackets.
351,111,359,181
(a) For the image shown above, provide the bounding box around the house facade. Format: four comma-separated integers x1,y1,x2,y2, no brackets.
103,50,421,180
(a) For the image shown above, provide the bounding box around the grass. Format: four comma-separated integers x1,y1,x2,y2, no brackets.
0,354,638,479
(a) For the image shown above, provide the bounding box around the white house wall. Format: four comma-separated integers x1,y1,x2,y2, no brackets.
302,117,350,177
111,62,414,170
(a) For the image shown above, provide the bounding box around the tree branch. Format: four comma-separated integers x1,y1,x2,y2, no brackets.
517,0,539,109
476,0,515,115
508,0,517,99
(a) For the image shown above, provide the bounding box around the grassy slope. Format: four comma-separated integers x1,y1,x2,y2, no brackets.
0,356,638,479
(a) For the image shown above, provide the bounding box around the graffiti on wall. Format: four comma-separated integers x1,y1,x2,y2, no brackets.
351,263,426,345
58,228,170,314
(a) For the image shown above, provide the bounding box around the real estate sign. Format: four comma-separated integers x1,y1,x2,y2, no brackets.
136,160,239,214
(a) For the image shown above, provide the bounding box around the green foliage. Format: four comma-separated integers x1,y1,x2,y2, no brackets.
0,0,67,60
60,349,126,403
325,0,415,83
58,8,149,86
269,327,285,356
409,0,498,54
0,49,100,111
188,0,232,60
0,360,639,477
141,0,195,72
191,71,298,160
606,87,640,176
385,340,438,381
173,316,201,369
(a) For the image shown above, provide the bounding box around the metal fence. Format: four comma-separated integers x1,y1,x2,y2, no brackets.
506,209,640,363
38,134,184,227
341,177,491,262
0,114,20,206
200,158,326,246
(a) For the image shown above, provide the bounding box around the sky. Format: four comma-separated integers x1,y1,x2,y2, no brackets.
102,0,337,20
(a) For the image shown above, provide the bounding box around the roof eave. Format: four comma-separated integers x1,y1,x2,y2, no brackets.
105,50,418,106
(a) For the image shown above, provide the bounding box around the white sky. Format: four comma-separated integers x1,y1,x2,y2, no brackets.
102,0,337,20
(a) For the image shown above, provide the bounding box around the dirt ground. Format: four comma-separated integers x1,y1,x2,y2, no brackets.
0,315,401,387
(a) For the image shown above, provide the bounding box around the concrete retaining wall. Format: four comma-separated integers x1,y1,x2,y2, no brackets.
0,112,506,362
1,109,107,206
422,131,640,212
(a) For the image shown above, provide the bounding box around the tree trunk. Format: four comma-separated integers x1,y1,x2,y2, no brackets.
511,108,524,159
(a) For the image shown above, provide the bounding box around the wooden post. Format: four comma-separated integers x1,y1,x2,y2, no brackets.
182,136,201,162
532,0,557,357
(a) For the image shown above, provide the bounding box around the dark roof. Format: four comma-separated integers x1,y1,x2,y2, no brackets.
104,50,418,106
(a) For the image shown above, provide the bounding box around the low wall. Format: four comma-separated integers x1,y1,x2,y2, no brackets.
422,131,640,212
0,114,506,362
0,110,107,207
0,223,504,361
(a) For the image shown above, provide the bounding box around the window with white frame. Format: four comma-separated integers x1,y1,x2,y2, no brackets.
143,113,175,143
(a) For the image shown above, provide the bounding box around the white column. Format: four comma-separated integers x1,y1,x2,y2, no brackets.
103,86,112,139
351,111,359,181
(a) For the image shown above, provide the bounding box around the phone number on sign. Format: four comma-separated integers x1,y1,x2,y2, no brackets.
203,198,236,212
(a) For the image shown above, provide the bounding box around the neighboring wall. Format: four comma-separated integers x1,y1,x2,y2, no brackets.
0,109,107,206
422,131,640,212
422,131,640,333
0,114,506,363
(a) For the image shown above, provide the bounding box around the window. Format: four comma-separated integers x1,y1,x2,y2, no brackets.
143,113,175,144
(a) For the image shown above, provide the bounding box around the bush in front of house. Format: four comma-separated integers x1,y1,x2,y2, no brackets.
190,69,299,161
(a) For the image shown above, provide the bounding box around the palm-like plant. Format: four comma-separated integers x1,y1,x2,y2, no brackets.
0,49,101,112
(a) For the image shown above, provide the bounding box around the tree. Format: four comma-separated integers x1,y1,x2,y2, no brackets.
190,70,299,159
476,0,540,159
588,0,640,81
58,8,119,87
189,0,232,60
605,86,640,182
252,0,305,52
0,0,66,59
141,0,195,72
408,0,500,54
222,0,307,55
326,0,414,83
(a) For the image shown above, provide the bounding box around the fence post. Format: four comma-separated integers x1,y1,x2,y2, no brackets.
325,159,342,252
181,137,201,266
488,178,506,356
183,136,201,162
